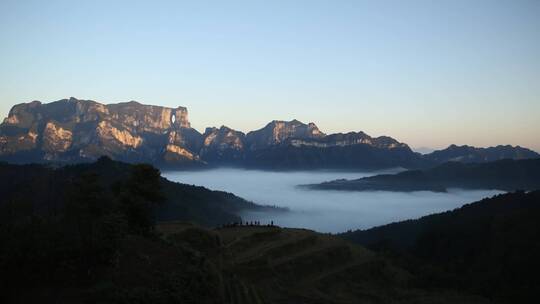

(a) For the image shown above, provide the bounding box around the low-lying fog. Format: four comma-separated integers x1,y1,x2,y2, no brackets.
163,168,502,233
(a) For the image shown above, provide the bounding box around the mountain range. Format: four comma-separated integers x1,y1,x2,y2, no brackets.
1,98,538,169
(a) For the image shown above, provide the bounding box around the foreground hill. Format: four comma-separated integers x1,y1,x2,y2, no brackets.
0,157,272,226
161,223,487,304
340,191,540,303
0,219,487,303
306,159,540,192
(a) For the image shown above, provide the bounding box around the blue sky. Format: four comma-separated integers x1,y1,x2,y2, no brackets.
1,0,539,151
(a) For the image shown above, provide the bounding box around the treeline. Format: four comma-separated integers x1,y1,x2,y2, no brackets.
0,157,275,303
0,160,166,301
0,157,271,227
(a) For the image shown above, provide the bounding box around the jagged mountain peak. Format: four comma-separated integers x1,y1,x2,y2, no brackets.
200,125,245,162
204,125,236,134
203,125,245,136
265,119,317,128
246,119,325,150
204,126,218,134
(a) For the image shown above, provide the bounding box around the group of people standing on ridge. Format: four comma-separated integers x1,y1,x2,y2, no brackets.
223,220,275,228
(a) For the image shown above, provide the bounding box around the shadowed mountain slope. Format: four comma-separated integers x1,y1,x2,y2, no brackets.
424,144,539,163
0,157,271,227
340,191,540,303
306,158,540,192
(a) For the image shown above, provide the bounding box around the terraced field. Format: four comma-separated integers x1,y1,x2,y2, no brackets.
157,222,488,304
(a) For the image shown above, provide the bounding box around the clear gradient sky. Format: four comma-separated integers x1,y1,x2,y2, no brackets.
1,0,539,151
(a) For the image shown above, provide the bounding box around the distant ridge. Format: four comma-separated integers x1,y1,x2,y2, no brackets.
424,144,539,163
305,158,540,192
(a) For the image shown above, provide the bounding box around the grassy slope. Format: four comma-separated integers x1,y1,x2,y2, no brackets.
156,223,487,304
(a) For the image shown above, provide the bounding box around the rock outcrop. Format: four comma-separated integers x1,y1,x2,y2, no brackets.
42,121,73,153
289,132,408,149
200,126,246,163
0,97,199,165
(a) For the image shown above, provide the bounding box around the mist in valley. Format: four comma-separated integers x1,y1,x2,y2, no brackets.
163,168,502,233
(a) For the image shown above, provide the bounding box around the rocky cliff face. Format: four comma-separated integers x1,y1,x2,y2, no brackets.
289,132,409,150
245,119,325,150
0,97,199,164
200,126,246,162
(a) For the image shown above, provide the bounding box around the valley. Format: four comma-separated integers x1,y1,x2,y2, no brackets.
163,168,501,233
